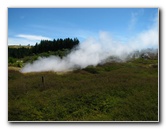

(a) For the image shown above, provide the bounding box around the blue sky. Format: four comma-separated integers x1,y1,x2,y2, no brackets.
8,8,158,46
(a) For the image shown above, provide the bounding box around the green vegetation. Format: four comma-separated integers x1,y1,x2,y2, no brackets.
8,49,71,68
8,38,79,67
8,57,158,121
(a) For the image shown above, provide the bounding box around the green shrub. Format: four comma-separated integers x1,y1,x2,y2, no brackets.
83,66,99,74
8,57,158,121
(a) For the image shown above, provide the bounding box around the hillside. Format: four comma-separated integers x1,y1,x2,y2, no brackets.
8,57,158,121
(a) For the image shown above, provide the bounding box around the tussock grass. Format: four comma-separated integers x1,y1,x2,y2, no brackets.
8,58,158,121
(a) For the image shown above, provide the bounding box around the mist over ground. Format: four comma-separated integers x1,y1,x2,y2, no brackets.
20,24,158,73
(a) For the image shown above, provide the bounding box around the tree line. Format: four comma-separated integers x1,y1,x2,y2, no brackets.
8,38,79,59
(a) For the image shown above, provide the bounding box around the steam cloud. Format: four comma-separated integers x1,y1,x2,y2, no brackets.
20,24,158,73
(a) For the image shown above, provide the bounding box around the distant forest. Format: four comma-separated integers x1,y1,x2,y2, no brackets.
8,38,79,59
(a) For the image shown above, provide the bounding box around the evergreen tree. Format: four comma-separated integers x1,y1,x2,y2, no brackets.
8,38,80,59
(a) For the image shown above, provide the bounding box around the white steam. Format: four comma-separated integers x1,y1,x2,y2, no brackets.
20,25,158,73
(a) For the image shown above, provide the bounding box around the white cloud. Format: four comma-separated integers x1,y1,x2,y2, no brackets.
16,34,51,41
8,37,36,45
129,27,158,49
128,9,144,31
8,34,52,45
129,12,138,30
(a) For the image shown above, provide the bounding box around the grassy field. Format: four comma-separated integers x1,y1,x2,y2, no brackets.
8,58,158,121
